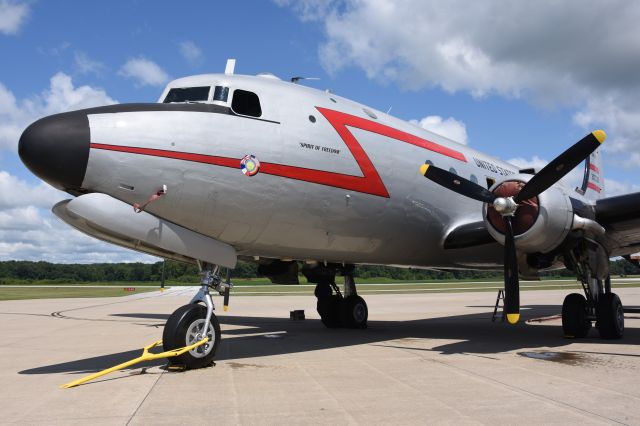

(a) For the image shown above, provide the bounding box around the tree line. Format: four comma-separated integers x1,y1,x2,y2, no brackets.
0,259,637,283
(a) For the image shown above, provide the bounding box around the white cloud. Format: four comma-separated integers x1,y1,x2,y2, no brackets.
0,72,117,151
0,170,157,263
0,0,29,35
74,51,105,75
281,1,640,169
0,76,151,262
179,41,203,65
0,171,65,208
37,41,70,57
411,115,468,145
274,0,340,22
0,72,158,263
502,154,640,198
602,178,640,197
119,57,169,86
505,156,549,173
506,155,585,192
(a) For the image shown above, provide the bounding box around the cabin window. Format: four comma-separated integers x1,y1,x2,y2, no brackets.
231,89,262,117
213,86,229,102
486,177,496,189
449,167,458,175
163,86,210,103
470,174,478,184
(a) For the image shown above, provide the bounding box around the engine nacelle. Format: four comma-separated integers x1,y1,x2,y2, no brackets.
483,174,574,254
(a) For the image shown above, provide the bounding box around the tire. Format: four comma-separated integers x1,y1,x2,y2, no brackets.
317,295,342,328
562,293,591,338
314,283,332,299
163,304,221,369
596,293,624,339
341,295,368,329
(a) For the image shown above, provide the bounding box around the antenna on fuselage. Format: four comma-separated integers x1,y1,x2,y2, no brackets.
225,59,236,75
290,76,320,84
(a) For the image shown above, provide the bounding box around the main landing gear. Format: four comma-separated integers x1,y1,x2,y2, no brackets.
163,262,230,369
306,263,368,329
561,240,624,339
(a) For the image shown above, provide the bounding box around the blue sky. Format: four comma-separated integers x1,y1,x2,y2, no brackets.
1,0,639,262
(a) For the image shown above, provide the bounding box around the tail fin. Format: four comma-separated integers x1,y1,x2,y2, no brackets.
576,148,604,199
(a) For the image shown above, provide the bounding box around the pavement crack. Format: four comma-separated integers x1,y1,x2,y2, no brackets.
126,368,165,425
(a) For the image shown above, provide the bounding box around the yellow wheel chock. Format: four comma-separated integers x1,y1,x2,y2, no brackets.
61,337,209,389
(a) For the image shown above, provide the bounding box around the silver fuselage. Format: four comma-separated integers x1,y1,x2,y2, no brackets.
74,73,528,268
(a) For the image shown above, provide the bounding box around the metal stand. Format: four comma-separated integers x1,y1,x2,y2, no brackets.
492,289,505,322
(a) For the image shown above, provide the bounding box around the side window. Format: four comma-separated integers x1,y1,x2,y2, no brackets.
213,86,229,102
231,89,262,117
470,174,478,184
163,87,210,103
486,177,496,189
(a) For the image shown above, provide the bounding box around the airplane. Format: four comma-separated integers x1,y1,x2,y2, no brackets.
18,59,639,370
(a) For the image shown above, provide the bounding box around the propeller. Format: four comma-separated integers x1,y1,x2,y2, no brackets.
419,130,605,324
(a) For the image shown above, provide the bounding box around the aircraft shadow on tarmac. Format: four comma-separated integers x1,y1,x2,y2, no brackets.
19,304,640,377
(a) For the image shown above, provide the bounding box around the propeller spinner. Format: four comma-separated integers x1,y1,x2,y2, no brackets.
419,130,605,324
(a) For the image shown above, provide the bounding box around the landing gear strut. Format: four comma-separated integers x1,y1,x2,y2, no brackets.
163,262,230,369
562,240,623,339
307,263,368,329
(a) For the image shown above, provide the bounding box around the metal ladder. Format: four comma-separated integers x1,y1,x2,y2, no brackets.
492,289,505,322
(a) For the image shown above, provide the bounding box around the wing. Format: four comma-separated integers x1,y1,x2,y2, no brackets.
596,191,640,256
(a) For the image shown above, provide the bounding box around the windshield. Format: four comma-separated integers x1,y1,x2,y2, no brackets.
163,86,210,103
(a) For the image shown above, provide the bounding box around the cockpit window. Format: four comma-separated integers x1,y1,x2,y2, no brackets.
231,89,262,117
213,86,229,102
163,86,210,103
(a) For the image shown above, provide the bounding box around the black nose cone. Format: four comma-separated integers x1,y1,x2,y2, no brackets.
18,111,90,191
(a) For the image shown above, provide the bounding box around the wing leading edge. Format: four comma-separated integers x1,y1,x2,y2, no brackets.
596,191,640,256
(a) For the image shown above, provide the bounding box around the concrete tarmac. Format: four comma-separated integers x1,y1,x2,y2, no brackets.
1,286,639,425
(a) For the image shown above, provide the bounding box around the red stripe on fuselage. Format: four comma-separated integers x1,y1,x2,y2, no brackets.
588,163,600,173
316,108,467,162
91,108,467,197
587,182,602,192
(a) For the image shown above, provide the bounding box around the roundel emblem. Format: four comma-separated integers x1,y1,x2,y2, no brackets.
240,154,260,176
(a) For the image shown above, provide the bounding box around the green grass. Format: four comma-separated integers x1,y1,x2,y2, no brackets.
0,287,157,301
4,274,640,287
228,278,640,296
2,277,640,300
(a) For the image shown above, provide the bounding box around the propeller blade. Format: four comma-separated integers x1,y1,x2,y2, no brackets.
503,216,520,324
223,288,230,311
420,164,497,204
515,130,606,203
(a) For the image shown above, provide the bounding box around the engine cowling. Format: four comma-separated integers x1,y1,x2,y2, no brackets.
483,174,574,254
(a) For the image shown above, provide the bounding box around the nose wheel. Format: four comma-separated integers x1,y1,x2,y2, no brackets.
163,304,221,369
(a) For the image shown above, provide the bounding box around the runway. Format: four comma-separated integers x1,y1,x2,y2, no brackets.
1,287,639,424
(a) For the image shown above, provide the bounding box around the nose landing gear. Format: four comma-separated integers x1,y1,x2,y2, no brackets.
163,262,230,369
